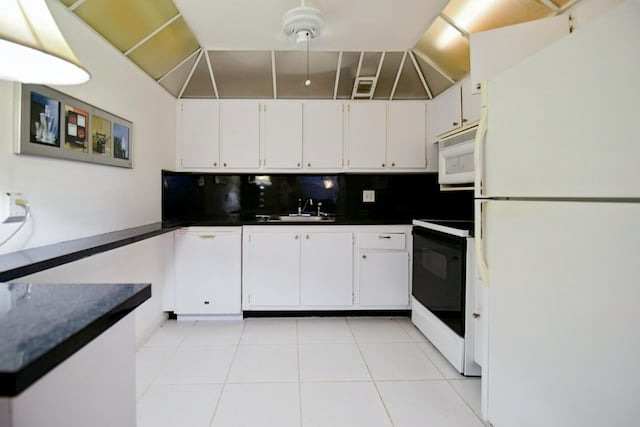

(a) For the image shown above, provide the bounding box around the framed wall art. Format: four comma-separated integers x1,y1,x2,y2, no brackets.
17,84,133,168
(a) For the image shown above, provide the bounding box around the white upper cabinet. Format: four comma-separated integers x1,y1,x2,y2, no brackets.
262,102,303,169
178,101,220,169
219,101,261,169
432,76,480,137
387,102,427,169
302,102,344,169
346,102,387,169
432,83,462,137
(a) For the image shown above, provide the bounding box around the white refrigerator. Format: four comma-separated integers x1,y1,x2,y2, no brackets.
474,1,640,426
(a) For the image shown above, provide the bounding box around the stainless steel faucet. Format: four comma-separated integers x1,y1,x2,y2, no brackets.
298,198,313,215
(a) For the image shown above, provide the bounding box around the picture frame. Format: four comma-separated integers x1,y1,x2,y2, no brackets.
17,84,133,168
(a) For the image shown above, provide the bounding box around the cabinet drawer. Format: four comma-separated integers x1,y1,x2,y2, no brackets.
358,233,406,250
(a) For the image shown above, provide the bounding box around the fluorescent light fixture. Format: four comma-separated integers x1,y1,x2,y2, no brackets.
0,0,90,85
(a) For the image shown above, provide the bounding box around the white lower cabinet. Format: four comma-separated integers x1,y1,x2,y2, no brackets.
300,232,353,306
244,231,301,307
243,227,354,310
174,227,241,316
356,228,411,308
358,251,410,306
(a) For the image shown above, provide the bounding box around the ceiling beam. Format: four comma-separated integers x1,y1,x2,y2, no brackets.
178,49,203,98
271,50,277,99
538,0,562,13
367,51,385,100
204,51,219,99
124,13,182,57
411,48,455,85
157,49,199,83
333,51,343,100
68,0,88,11
408,50,432,99
389,51,407,100
350,52,364,100
439,13,470,39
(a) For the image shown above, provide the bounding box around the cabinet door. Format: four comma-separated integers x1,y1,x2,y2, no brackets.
347,103,387,169
303,102,344,169
461,76,481,125
301,232,353,306
359,251,409,306
219,101,260,169
432,84,462,137
174,230,241,314
245,232,300,306
387,102,426,169
263,102,302,169
179,101,219,169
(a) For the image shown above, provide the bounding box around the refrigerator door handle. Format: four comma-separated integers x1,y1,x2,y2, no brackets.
475,199,490,285
474,82,489,198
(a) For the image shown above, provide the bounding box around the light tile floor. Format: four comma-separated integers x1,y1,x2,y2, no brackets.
137,317,486,427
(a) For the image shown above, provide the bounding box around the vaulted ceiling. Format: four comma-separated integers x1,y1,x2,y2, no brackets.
59,0,578,100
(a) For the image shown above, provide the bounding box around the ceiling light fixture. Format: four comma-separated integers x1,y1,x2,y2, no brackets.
0,0,90,85
282,1,324,87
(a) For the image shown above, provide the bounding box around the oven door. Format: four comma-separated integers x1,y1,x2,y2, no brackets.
412,226,467,337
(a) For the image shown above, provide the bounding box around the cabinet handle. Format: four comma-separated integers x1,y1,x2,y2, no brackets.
472,312,480,318
391,162,396,167
297,163,300,167
200,235,216,239
295,235,299,240
223,162,227,167
378,235,391,239
382,163,385,167
307,162,311,167
213,162,218,167
204,301,210,305
476,83,482,90
362,254,367,259
462,118,468,123
305,234,310,239
452,121,459,126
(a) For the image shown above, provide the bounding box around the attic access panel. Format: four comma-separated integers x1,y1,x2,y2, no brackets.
275,51,339,99
210,51,273,99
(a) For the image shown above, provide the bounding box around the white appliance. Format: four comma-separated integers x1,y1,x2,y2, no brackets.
438,125,477,187
474,2,640,426
411,219,480,376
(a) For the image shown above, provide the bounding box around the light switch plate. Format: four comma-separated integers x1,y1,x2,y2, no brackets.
362,190,375,203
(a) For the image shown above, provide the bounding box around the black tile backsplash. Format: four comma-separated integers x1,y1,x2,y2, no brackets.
162,170,473,224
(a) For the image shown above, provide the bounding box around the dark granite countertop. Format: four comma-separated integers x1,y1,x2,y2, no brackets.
163,217,413,228
0,223,178,282
0,282,151,397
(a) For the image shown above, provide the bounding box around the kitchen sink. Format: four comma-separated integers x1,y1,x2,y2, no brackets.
264,214,335,223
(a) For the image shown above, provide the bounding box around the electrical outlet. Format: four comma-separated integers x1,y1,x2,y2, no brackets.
1,192,28,223
362,190,375,203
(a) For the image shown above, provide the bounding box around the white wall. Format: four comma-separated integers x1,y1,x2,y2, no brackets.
18,232,175,346
0,0,176,254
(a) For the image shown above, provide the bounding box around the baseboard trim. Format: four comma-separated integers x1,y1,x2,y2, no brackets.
243,310,411,318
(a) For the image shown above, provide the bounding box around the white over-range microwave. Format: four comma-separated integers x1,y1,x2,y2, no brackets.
438,125,477,189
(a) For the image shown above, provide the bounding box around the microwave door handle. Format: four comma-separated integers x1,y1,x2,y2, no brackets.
474,82,489,198
475,200,490,285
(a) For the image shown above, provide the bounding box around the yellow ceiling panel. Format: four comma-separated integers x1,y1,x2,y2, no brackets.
413,17,469,82
127,17,200,80
74,0,179,52
443,0,554,33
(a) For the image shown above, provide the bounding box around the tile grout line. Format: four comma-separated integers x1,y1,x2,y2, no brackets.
296,319,304,427
400,319,487,426
347,318,396,427
206,319,248,427
136,319,196,401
